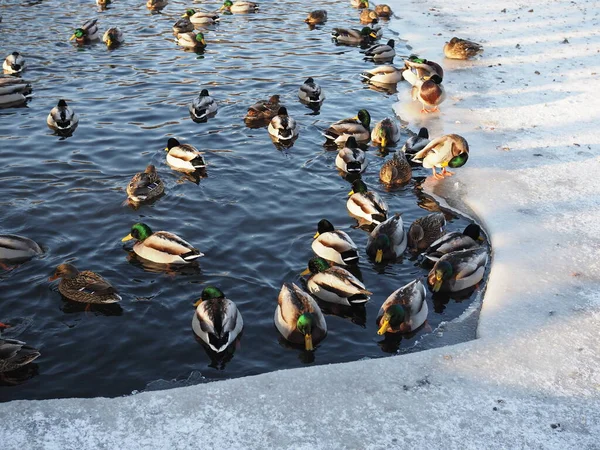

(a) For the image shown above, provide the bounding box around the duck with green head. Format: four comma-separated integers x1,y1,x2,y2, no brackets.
182,9,220,25
366,213,406,263
402,56,444,87
376,279,428,334
424,224,483,262
371,117,400,148
70,19,99,44
331,27,378,46
324,109,371,146
411,134,469,179
347,179,388,225
311,219,359,266
428,247,488,292
219,0,259,13
177,31,206,50
102,27,123,48
165,137,206,173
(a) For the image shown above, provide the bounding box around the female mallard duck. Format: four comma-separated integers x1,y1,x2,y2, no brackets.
323,109,371,146
305,9,327,24
0,76,32,108
220,0,259,13
444,37,483,60
245,95,281,121
335,136,367,174
331,27,378,45
96,0,110,9
312,219,359,265
298,77,324,104
407,212,446,252
364,39,395,61
302,256,371,306
192,286,243,353
366,213,406,263
268,107,298,142
402,127,429,155
371,117,400,148
3,52,25,75
375,4,393,17
0,235,42,263
376,279,428,334
275,283,327,351
49,263,122,304
428,247,488,292
411,134,469,179
347,179,388,225
147,0,168,10
190,89,217,121
46,99,78,134
182,9,220,25
177,31,206,50
165,137,206,172
351,0,369,8
360,64,403,84
173,17,194,34
70,19,99,44
122,222,204,264
102,27,123,48
0,338,41,374
402,56,444,86
126,164,164,204
360,8,378,23
411,74,445,113
379,150,411,186
423,224,482,262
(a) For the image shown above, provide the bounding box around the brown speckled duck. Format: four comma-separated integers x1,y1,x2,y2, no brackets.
49,263,122,304
444,37,483,59
245,95,281,121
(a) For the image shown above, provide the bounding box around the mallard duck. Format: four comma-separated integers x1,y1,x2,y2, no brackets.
49,263,122,304
298,77,324,104
3,52,25,75
0,235,42,263
302,256,371,306
323,109,371,145
407,212,446,252
401,127,429,155
126,164,164,204
46,99,79,134
411,134,469,179
70,19,99,44
192,286,243,352
173,17,194,34
312,219,359,265
423,224,482,262
305,9,327,24
274,283,327,351
428,247,488,292
351,0,369,8
375,4,393,17
371,117,400,148
96,0,111,9
147,0,168,10
347,179,388,225
411,74,445,113
177,31,206,50
444,37,483,60
245,95,281,121
376,279,428,334
220,0,259,13
360,65,403,84
0,338,40,373
268,107,298,142
335,136,367,174
0,76,32,108
331,27,377,45
122,222,203,264
165,137,206,172
366,213,406,263
364,39,395,61
379,151,411,186
190,89,217,121
402,56,444,86
368,18,383,38
182,9,220,25
103,27,123,48
360,8,378,23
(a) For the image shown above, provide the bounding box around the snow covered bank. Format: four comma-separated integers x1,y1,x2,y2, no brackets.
2,0,600,448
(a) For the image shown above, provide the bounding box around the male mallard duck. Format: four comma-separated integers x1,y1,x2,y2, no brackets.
347,179,388,225
126,164,164,204
165,137,206,172
49,263,122,304
122,222,203,264
360,64,403,84
366,213,406,263
173,17,194,34
302,256,371,306
182,9,220,25
3,52,25,75
331,27,377,45
220,0,259,13
147,0,168,10
245,95,281,121
364,39,395,61
70,19,99,44
305,9,327,24
268,107,298,142
275,283,327,351
379,150,411,186
375,4,393,17
298,77,324,104
402,56,444,86
360,8,378,23
376,279,428,334
351,0,369,8
177,31,206,50
407,212,446,252
371,117,400,148
423,224,482,262
0,235,42,263
46,99,79,134
323,109,371,146
368,18,383,38
411,134,469,179
428,247,488,292
192,286,243,353
444,37,483,60
411,74,445,113
401,127,429,155
335,136,367,174
190,89,217,121
103,27,123,48
312,219,359,265
0,76,32,107
0,338,40,374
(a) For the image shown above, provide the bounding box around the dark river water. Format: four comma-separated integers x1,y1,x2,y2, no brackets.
0,0,487,401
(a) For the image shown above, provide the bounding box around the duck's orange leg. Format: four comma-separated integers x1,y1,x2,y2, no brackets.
432,168,444,180
441,168,454,177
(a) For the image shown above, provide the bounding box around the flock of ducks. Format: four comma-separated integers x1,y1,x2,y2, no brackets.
0,0,488,379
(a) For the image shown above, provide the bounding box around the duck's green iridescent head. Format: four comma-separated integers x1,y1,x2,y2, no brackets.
377,120,392,147
201,286,225,301
70,28,85,41
372,234,391,263
349,179,369,196
448,152,469,168
297,312,315,351
359,0,369,8
377,304,405,335
183,8,196,17
360,27,377,40
432,260,453,292
220,0,233,10
356,109,371,128
306,256,330,275
408,55,425,64
122,223,153,242
195,32,206,45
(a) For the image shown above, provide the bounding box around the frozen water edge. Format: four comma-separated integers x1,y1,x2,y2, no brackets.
2,0,600,448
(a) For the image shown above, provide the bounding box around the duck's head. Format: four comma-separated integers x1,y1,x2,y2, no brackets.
70,28,86,41
447,150,469,168
277,106,288,116
57,99,68,108
387,39,395,48
219,0,233,11
345,136,358,149
377,304,405,335
355,109,371,128
417,127,429,139
349,179,369,196
372,234,391,263
195,32,206,46
301,256,330,276
194,285,225,307
122,223,153,242
165,137,181,152
359,0,369,8
425,74,443,85
314,219,335,238
407,223,424,247
145,164,157,174
297,312,315,351
304,77,314,84
268,94,280,104
105,30,118,48
377,119,393,148
49,263,80,281
463,224,483,241
432,260,452,292
182,8,196,17
360,27,378,40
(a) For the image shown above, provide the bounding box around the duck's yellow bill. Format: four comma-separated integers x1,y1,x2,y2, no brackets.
121,234,134,242
304,333,314,351
381,137,387,148
377,319,390,335
106,39,112,47
193,299,202,308
441,161,449,167
348,190,355,196
164,147,169,151
433,277,443,292
370,32,377,39
219,5,226,11
300,268,311,276
375,249,383,263
181,12,188,17
200,39,206,46
69,34,76,41
313,231,320,239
